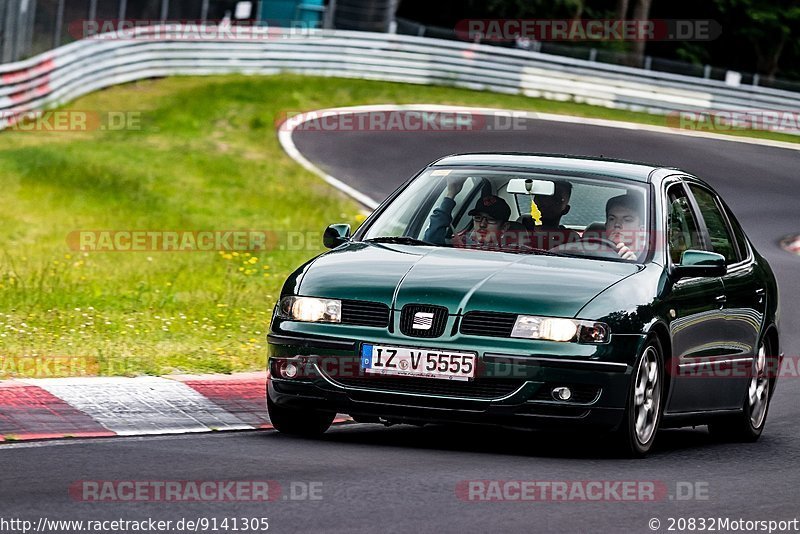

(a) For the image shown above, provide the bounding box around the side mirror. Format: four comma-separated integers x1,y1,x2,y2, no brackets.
323,224,351,249
673,250,727,279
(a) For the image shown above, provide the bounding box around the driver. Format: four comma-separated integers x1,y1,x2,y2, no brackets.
424,178,511,248
605,193,645,261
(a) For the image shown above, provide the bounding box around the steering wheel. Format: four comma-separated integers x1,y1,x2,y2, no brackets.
580,235,621,252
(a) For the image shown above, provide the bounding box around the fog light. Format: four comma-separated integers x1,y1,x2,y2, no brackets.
283,362,299,379
552,386,572,401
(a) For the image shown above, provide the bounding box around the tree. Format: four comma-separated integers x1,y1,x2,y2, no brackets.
715,0,800,79
616,0,630,20
465,0,585,20
630,0,654,67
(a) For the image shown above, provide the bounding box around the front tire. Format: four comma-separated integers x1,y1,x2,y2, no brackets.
267,394,335,437
708,338,772,442
613,336,664,457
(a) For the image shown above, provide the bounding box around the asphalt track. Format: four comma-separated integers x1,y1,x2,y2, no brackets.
3,111,800,533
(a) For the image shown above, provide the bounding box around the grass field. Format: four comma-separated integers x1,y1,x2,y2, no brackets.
0,74,796,378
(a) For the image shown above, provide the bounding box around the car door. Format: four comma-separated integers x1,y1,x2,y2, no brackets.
686,183,763,408
662,181,729,414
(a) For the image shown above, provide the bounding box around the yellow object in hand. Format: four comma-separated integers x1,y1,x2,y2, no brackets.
530,200,542,225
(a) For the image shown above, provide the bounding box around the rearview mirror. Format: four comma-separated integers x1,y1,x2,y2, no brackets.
673,250,727,279
507,178,555,195
323,224,351,249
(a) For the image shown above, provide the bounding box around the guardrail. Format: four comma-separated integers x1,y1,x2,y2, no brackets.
2,26,800,131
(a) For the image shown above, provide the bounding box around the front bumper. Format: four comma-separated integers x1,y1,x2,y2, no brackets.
267,324,645,431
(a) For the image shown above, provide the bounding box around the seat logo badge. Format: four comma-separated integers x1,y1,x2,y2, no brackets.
412,312,435,330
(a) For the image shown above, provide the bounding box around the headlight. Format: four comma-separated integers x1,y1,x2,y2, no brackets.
279,296,342,323
511,315,609,343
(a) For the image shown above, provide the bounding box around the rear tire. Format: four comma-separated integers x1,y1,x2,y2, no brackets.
612,336,664,458
708,337,772,442
267,394,335,437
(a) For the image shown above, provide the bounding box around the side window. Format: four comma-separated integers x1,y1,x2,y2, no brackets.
667,184,704,264
688,185,738,264
724,205,751,261
451,178,486,232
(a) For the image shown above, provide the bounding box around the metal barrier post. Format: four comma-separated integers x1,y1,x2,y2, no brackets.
52,0,64,48
2,0,17,62
323,0,336,29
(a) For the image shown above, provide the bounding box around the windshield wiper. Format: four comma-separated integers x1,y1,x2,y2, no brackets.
365,236,437,246
501,247,565,257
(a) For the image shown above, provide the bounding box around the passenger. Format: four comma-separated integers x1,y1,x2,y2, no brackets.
605,193,645,261
424,177,511,248
525,180,580,249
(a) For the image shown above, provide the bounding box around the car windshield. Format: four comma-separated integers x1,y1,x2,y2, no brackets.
361,168,651,262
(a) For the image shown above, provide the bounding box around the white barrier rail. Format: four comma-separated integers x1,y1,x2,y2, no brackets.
1,26,800,131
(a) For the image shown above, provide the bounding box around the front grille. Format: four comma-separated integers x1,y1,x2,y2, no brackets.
531,384,602,404
341,300,390,328
460,311,518,338
399,304,449,338
333,375,526,399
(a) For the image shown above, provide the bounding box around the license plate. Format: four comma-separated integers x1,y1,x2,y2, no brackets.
360,344,476,381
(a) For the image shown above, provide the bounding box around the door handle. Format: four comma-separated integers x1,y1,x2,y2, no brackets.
755,288,765,295
715,295,727,305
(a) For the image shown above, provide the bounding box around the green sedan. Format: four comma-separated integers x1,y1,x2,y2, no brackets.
267,153,781,457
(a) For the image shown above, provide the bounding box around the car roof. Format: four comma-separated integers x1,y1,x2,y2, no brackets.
430,153,682,184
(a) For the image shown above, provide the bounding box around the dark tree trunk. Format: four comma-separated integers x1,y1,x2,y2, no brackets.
630,0,653,67
755,36,787,81
616,0,630,20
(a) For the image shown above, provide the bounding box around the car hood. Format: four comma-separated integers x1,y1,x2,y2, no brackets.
297,242,642,318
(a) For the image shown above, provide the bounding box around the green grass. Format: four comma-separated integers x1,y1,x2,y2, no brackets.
0,74,796,379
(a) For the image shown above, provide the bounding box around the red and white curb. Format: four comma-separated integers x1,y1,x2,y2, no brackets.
780,234,800,255
0,372,348,442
